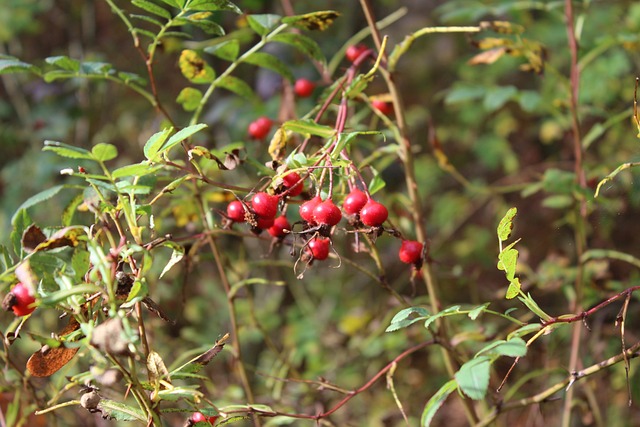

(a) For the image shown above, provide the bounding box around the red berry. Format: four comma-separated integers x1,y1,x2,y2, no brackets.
282,171,304,197
346,44,368,63
226,200,246,222
251,192,279,218
4,282,36,317
294,78,316,98
307,237,330,260
343,189,368,215
313,199,342,226
268,215,291,237
256,216,275,229
299,196,322,225
399,240,423,264
191,412,207,423
360,199,388,227
372,99,393,115
248,116,273,139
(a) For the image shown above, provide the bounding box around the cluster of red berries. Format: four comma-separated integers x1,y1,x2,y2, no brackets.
2,282,36,317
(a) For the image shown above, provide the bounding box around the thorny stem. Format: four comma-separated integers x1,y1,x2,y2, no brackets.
358,0,479,423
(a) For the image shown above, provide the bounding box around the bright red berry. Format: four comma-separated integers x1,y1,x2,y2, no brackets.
294,78,316,98
268,215,291,237
372,99,393,115
251,192,279,219
282,171,304,197
248,116,273,139
307,237,330,260
256,216,275,229
346,44,368,63
226,200,246,222
190,412,217,425
313,199,342,226
399,240,423,264
299,196,322,225
343,189,368,215
3,282,36,316
360,199,388,227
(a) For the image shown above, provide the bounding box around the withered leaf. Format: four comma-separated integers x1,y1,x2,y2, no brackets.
27,316,81,377
22,224,47,253
468,47,507,65
194,333,229,365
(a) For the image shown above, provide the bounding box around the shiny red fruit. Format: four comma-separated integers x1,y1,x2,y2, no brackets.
248,116,273,139
282,171,304,197
256,216,275,229
372,99,393,115
360,199,388,227
226,200,246,222
346,44,368,63
300,196,322,225
313,199,342,226
399,240,423,264
294,78,316,98
268,215,291,237
307,237,330,260
5,282,36,316
190,411,218,425
251,192,279,218
343,189,368,215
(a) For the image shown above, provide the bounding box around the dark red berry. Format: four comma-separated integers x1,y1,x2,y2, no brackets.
248,116,273,139
294,78,316,97
346,44,368,63
282,171,304,197
300,196,322,225
343,189,368,215
307,237,330,260
251,192,279,218
360,199,388,227
226,200,246,222
256,216,275,229
399,240,423,264
268,215,291,237
3,282,36,316
313,199,342,226
372,99,393,115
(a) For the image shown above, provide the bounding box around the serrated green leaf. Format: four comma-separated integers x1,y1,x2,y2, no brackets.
117,71,147,86
132,0,171,19
507,323,542,340
131,13,164,27
45,56,80,72
112,162,162,179
505,278,521,299
43,140,94,160
186,0,241,13
476,337,527,358
455,356,491,400
421,380,457,427
186,14,224,35
368,172,386,195
282,119,334,138
98,399,146,422
386,307,430,332
281,10,339,31
0,57,40,75
11,186,66,223
498,247,518,280
157,0,180,8
217,75,258,101
424,305,461,330
269,33,325,63
144,128,173,161
91,143,118,162
247,14,281,36
497,207,517,241
163,31,192,39
468,303,490,320
160,124,208,154
243,52,293,82
176,87,203,111
204,40,240,61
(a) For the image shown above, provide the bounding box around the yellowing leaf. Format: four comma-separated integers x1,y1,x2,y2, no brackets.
268,127,288,161
179,49,215,84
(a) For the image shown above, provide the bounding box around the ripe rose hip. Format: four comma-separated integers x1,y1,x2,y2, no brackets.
313,199,342,226
3,282,36,316
294,78,315,98
360,199,388,227
190,411,217,425
268,215,291,237
346,44,368,63
251,192,279,218
248,116,273,139
282,171,304,197
343,189,368,215
307,237,330,260
372,99,393,115
256,216,275,229
399,240,423,264
226,200,246,223
300,196,322,225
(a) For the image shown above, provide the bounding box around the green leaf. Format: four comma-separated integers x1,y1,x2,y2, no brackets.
368,171,386,195
159,242,185,279
483,85,517,112
542,194,573,209
421,380,457,427
507,323,542,340
91,143,118,162
455,356,491,400
281,10,339,31
98,399,146,422
112,162,162,179
243,52,293,82
497,207,517,241
81,62,113,75
132,0,171,19
131,13,165,28
282,119,335,138
217,75,258,101
45,56,80,72
269,33,325,63
160,124,208,154
498,246,518,280
204,40,240,61
424,305,461,329
11,186,66,223
0,57,40,75
468,303,490,320
186,0,241,13
11,209,32,257
43,140,94,160
157,0,180,9
476,338,527,358
186,13,225,35
444,84,486,105
179,49,215,84
247,14,281,36
386,307,430,332
505,277,521,299
176,87,203,111
144,128,173,161
117,71,147,86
